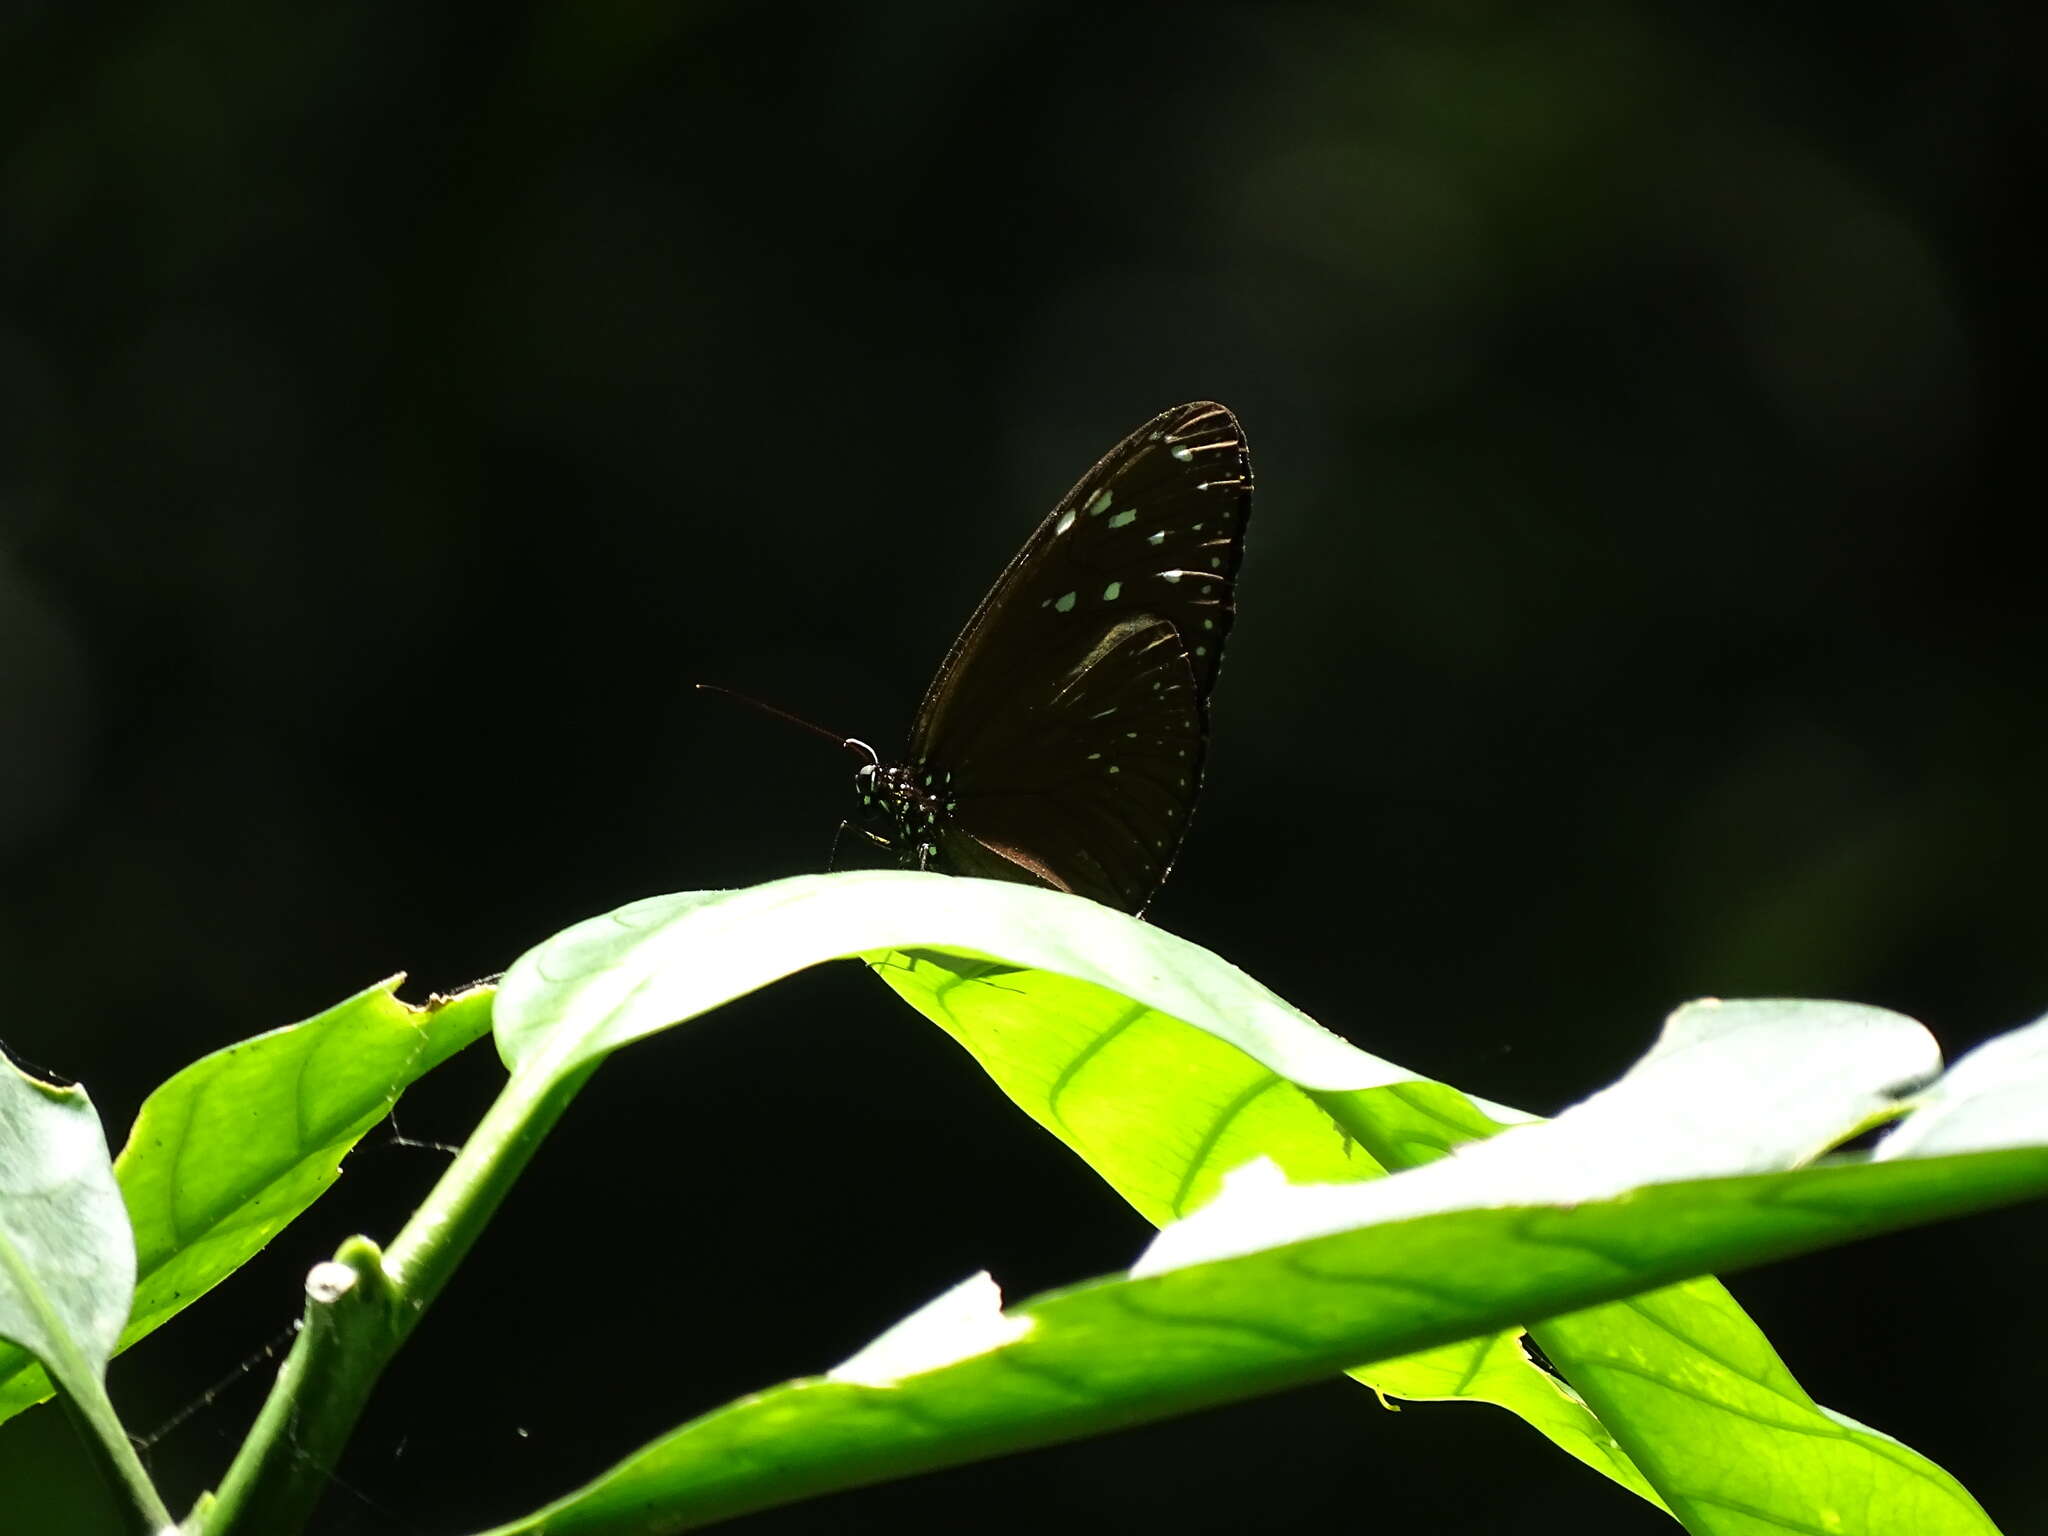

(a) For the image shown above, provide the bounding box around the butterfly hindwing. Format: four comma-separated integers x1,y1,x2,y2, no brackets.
930,616,1202,910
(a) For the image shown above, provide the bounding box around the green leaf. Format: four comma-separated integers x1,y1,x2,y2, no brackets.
1,1053,170,1528
0,1056,131,1397
1123,996,2004,1534
478,874,2037,1534
1879,1009,2048,1158
467,1148,2043,1536
883,965,1964,1520
492,874,1406,1090
877,949,1655,1500
495,874,1651,1491
0,977,493,1425
1135,997,1939,1272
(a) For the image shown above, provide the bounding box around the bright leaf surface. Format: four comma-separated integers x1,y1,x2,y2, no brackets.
468,1152,2042,1536
477,873,2043,1535
877,948,1654,1500
1134,997,1940,1271
0,1057,131,1403
0,977,493,1423
492,874,1649,1491
491,873,1402,1088
0,1054,169,1529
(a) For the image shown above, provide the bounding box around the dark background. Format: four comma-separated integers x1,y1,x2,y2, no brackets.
1,3,2041,1533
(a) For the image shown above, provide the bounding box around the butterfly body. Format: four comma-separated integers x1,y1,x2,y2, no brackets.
853,760,948,869
850,401,1251,915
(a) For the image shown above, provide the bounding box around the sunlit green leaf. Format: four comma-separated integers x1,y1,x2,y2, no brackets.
0,978,492,1424
470,1144,2042,1536
0,1057,130,1401
480,874,2039,1532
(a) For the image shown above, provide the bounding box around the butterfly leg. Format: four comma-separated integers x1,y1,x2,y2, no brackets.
829,818,900,873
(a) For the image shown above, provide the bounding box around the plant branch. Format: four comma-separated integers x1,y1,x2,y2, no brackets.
201,1057,599,1536
57,1369,174,1533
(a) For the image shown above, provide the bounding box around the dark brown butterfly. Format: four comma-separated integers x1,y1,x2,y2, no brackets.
841,401,1251,914
703,401,1250,914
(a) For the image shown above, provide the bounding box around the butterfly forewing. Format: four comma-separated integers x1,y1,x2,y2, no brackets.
901,401,1251,913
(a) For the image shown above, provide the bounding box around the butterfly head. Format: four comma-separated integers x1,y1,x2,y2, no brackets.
847,747,954,874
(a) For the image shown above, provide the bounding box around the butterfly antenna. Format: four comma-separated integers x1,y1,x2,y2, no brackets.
693,683,877,763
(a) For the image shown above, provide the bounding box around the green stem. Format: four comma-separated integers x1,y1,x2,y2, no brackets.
58,1368,175,1533
201,1057,599,1536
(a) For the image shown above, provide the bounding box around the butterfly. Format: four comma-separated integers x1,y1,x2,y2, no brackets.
703,401,1250,914
838,400,1252,915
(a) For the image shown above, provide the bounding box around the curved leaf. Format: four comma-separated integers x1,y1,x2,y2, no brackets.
0,978,492,1424
468,1146,2043,1536
493,873,1402,1091
0,1058,130,1392
0,1054,169,1526
484,874,2028,1531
